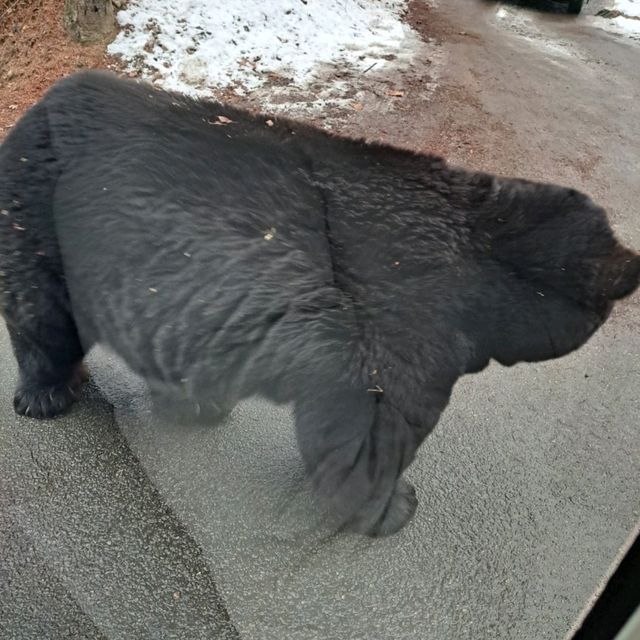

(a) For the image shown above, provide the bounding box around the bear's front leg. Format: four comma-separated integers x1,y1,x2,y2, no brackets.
294,380,434,537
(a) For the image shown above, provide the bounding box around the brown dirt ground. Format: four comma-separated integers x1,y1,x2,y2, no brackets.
0,0,116,138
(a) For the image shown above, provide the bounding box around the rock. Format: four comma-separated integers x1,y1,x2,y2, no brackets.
63,0,118,44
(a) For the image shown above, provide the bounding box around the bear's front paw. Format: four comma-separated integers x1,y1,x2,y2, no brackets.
349,478,418,537
14,381,79,419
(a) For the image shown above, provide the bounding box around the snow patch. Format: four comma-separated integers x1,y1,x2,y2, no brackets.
610,0,640,36
108,0,420,97
592,1,640,39
615,0,640,18
493,5,575,59
609,16,640,35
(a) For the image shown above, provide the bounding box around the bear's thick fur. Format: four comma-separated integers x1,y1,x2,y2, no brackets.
1,71,638,535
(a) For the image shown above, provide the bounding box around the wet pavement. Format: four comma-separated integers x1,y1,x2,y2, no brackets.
1,1,640,638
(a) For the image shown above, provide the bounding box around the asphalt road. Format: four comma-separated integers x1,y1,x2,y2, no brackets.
1,1,639,639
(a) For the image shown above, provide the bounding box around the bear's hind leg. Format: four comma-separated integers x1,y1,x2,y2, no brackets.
0,101,87,418
6,291,86,419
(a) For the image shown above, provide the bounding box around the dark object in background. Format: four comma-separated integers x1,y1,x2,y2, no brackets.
567,0,585,15
1,71,638,537
572,529,640,639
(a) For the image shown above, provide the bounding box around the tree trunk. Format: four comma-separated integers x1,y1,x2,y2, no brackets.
63,0,118,44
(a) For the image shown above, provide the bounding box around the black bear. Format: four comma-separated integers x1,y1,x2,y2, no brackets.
1,71,638,536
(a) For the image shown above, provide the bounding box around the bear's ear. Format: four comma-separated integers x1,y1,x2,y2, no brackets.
599,247,640,301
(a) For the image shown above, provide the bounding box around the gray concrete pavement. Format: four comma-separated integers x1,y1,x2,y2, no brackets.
91,329,640,640
2,1,640,639
0,338,239,640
